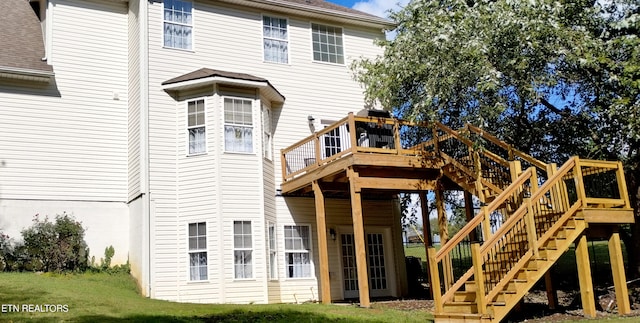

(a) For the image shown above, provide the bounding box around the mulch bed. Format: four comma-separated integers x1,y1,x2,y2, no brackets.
370,284,640,322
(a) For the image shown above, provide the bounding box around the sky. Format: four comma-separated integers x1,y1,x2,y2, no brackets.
327,0,409,18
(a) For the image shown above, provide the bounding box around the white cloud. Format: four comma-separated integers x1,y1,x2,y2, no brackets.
352,0,409,18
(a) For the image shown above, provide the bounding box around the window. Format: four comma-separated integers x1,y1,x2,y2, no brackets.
263,16,288,63
164,0,193,50
224,98,253,153
311,23,344,64
187,99,205,154
234,221,253,279
284,225,312,278
262,105,272,160
188,222,207,281
267,222,277,280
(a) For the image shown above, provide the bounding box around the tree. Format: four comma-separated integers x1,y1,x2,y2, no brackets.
354,0,640,275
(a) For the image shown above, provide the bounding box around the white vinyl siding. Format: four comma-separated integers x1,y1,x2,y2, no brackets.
263,16,288,63
224,98,253,153
234,220,253,279
284,225,312,278
143,0,386,304
187,99,206,155
311,23,344,64
188,222,208,281
0,0,128,201
163,0,193,50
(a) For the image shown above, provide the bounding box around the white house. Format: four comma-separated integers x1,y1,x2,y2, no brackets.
0,0,405,304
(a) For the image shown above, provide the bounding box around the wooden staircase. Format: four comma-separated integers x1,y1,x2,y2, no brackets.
425,124,632,322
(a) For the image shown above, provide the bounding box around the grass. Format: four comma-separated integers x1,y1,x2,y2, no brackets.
0,271,432,323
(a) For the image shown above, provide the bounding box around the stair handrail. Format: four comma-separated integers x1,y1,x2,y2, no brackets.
466,123,547,171
430,167,537,306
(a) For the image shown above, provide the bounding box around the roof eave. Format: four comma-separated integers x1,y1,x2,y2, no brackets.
219,0,396,29
162,76,285,103
0,66,54,83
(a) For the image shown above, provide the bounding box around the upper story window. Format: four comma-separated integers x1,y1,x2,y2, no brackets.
311,23,344,64
187,99,205,155
263,16,288,63
164,0,193,50
188,222,207,281
224,98,253,153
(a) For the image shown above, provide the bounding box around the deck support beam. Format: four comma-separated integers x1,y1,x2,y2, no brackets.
608,232,631,314
347,167,370,307
312,181,331,304
419,191,433,291
575,234,596,317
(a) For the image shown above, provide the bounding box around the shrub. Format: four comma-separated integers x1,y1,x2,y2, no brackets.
21,213,89,272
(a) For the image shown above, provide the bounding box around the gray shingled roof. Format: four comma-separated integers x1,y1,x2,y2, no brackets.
0,0,53,74
163,68,285,100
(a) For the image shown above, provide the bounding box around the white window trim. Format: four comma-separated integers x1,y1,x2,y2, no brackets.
233,220,254,280
222,96,256,155
267,221,278,281
162,0,196,51
186,98,207,156
309,21,346,66
283,223,315,280
188,222,209,282
261,14,290,65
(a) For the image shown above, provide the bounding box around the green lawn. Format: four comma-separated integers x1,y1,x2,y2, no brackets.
0,272,431,322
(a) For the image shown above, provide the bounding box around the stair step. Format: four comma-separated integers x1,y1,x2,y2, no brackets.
453,291,477,302
442,301,478,314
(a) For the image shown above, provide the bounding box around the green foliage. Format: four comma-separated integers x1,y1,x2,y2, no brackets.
354,0,640,274
20,213,89,272
0,272,432,322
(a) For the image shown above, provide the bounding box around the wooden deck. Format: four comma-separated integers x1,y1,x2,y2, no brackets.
280,113,634,318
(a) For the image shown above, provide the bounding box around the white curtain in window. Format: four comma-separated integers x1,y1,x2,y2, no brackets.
189,127,205,154
225,126,252,153
287,253,310,278
264,39,288,63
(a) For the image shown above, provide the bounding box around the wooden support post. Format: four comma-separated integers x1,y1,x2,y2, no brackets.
312,181,331,304
574,158,588,202
348,113,358,152
314,133,321,167
419,192,433,246
608,232,631,314
481,206,491,241
393,118,401,154
419,192,433,289
427,247,443,313
544,271,558,310
471,243,486,315
464,191,477,242
473,151,486,202
509,160,522,204
575,234,596,317
616,161,631,208
435,188,452,288
347,167,370,307
524,198,539,257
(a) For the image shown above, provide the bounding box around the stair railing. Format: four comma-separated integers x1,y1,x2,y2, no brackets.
429,156,630,316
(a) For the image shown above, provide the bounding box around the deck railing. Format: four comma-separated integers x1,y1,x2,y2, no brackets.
281,114,548,187
427,157,630,315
